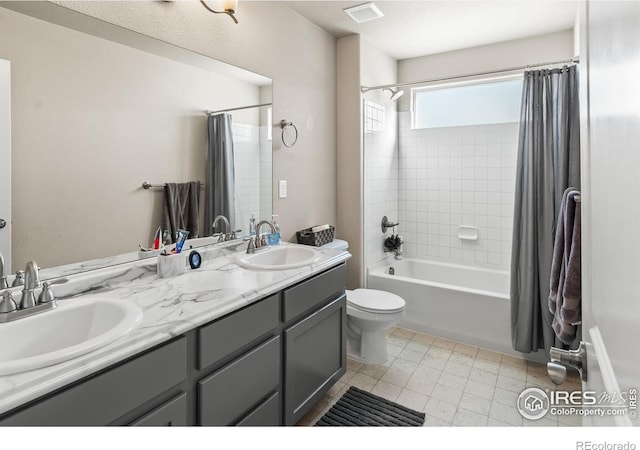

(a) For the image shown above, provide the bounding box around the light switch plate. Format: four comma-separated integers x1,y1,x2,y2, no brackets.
278,180,287,198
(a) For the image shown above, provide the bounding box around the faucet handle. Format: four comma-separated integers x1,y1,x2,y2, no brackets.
0,291,17,313
0,276,7,290
38,281,55,304
12,270,24,287
246,237,256,254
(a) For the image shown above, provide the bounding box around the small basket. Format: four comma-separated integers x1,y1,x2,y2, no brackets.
296,226,335,247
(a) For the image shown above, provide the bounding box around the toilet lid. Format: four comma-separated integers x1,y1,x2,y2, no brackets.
347,289,405,313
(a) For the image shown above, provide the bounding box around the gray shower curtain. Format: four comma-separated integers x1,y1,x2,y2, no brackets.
205,113,236,234
510,66,581,354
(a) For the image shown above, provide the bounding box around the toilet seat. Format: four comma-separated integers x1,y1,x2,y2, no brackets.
346,289,405,314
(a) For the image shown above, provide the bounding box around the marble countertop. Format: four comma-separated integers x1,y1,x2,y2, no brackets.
0,242,351,416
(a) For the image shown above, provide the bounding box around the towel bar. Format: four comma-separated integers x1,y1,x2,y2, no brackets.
142,181,204,190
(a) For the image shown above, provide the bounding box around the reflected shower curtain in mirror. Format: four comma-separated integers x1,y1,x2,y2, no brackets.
205,113,236,234
510,66,580,354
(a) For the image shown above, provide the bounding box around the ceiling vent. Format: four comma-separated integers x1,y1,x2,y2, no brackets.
344,3,384,24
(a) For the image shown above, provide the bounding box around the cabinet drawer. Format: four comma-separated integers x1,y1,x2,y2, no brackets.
0,337,187,426
236,392,280,426
198,335,280,426
282,263,346,322
130,393,187,426
197,294,279,370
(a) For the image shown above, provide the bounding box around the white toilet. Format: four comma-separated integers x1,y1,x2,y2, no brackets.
345,289,405,364
320,239,406,365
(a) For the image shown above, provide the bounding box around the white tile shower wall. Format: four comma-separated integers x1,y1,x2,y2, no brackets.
364,100,399,271
397,112,518,269
259,124,272,221
233,122,261,233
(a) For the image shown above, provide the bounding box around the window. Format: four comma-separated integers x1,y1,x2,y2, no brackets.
412,77,523,129
364,100,386,133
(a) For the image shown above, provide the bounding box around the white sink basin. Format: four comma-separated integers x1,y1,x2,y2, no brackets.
235,245,320,270
0,297,143,376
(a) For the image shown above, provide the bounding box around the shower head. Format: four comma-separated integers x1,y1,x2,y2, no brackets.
361,85,405,102
384,88,404,102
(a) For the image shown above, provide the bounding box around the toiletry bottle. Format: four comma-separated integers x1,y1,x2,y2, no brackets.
267,215,281,245
249,214,256,236
162,229,171,246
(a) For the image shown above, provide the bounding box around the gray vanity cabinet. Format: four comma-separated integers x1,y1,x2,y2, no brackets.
284,295,346,425
0,337,188,426
282,263,347,425
195,293,281,426
198,336,280,425
0,262,347,426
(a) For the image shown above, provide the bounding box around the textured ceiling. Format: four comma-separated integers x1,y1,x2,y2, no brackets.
281,1,579,60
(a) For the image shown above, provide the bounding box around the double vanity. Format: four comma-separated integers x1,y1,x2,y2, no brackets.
0,242,351,426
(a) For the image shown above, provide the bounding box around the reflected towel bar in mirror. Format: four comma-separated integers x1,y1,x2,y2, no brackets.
142,181,204,190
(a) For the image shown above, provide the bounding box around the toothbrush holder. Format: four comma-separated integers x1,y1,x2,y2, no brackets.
157,252,187,278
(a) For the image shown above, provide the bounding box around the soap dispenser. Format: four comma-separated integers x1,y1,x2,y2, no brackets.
249,214,256,236
267,215,281,245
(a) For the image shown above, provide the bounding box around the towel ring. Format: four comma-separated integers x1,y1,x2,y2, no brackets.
280,120,298,148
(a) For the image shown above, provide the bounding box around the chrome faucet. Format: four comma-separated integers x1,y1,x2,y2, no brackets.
20,260,40,309
212,215,231,242
0,260,56,323
0,251,7,290
255,220,276,248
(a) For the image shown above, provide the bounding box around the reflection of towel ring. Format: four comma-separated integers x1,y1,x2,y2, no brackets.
280,120,298,148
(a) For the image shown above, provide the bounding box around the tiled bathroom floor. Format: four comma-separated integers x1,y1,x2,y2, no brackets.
298,327,582,427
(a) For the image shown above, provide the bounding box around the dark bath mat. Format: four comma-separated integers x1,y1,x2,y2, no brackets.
314,386,425,426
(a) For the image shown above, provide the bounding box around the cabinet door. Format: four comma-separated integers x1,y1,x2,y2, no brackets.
284,295,346,425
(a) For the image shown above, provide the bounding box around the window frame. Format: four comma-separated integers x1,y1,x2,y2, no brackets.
410,73,524,130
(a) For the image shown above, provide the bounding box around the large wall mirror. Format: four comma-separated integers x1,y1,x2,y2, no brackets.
0,2,273,279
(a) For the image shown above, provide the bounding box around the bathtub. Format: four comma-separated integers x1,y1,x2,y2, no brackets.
367,258,517,356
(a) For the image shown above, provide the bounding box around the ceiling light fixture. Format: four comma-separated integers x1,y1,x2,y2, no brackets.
200,0,238,24
344,3,384,24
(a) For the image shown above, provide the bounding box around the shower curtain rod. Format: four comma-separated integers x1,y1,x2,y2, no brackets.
361,57,580,93
205,102,272,115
